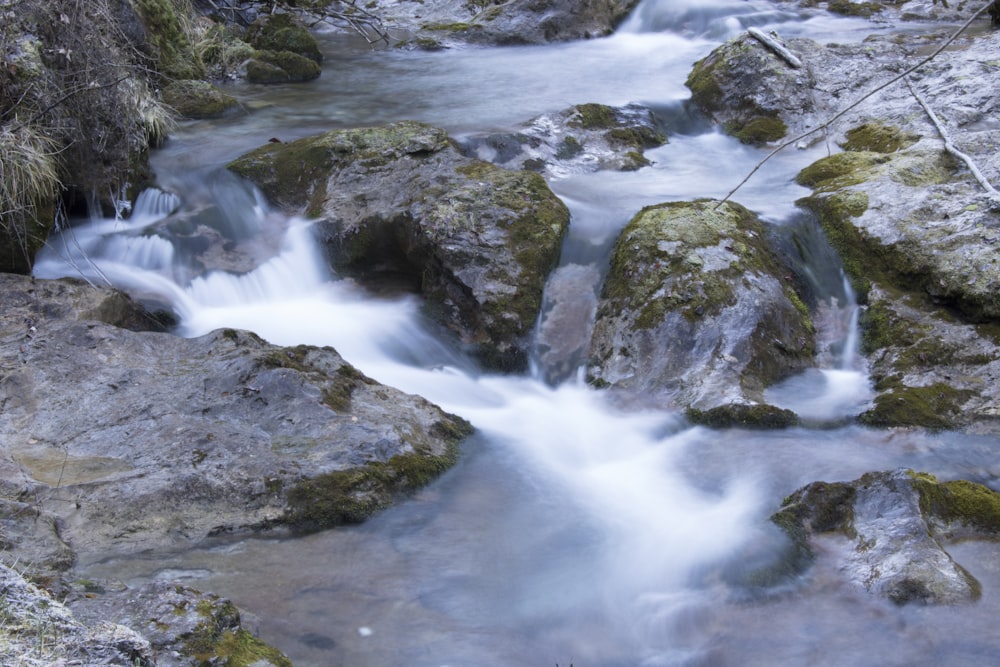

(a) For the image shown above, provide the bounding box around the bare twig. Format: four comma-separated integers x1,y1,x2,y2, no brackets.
905,76,1000,200
715,1,995,208
748,27,802,68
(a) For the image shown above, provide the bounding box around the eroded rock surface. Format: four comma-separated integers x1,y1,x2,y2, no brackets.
0,274,472,565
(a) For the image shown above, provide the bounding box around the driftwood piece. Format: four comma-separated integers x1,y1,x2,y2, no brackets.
748,27,802,69
906,77,1000,202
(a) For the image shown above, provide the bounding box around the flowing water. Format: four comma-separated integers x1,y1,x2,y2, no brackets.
34,1,1000,665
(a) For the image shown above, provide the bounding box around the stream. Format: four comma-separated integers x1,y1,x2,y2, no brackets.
33,1,1000,665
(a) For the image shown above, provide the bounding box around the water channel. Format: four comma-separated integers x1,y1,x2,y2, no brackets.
34,1,1000,664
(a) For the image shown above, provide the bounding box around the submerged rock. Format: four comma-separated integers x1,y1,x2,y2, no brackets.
0,274,472,563
772,469,1000,605
462,102,667,175
587,199,815,413
228,121,570,370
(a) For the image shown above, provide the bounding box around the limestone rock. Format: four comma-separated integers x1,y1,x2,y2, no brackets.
228,121,570,370
773,469,1000,605
0,274,472,562
587,199,815,413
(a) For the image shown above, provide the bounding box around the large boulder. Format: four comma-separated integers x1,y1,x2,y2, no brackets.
772,469,1000,605
0,274,472,564
228,121,570,370
586,199,815,417
785,28,1000,431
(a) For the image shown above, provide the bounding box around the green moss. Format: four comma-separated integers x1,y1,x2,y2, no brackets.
841,122,920,153
797,191,873,296
284,444,464,530
555,136,584,159
161,80,238,119
422,22,477,31
181,596,292,667
909,471,1000,535
687,403,799,429
246,13,322,63
727,114,788,145
827,0,883,17
796,152,889,190
685,54,725,111
128,0,205,80
858,380,972,430
603,200,773,328
571,103,618,130
606,126,666,150
250,49,322,82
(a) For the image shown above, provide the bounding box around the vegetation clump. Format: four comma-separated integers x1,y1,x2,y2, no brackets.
859,378,972,430
687,403,800,429
909,471,1000,536
841,122,920,154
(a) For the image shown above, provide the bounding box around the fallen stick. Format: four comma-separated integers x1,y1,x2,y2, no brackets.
905,76,1000,201
748,27,802,68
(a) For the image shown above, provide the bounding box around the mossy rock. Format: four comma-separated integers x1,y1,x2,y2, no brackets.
726,114,788,145
246,12,323,63
246,49,321,84
841,122,920,154
858,379,973,430
284,430,471,531
795,151,890,191
909,471,1000,537
687,403,800,429
0,201,54,274
826,0,883,18
128,0,205,80
161,80,239,119
180,591,292,667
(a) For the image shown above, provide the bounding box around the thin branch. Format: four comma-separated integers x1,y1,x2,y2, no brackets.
905,76,1000,200
747,27,802,68
715,1,995,208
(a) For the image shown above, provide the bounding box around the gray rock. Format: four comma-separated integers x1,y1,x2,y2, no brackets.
0,274,472,563
0,562,155,666
368,0,640,46
462,102,667,175
70,581,292,667
228,121,570,370
586,200,815,413
773,469,1000,605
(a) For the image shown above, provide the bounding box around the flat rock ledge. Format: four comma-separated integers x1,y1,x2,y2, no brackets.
0,273,472,570
772,468,1000,605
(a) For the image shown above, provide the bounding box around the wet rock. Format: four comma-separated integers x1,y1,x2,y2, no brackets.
783,28,1000,431
462,102,667,175
370,0,640,46
855,285,1000,431
772,469,1000,605
685,30,822,144
162,79,241,119
587,199,815,412
244,48,322,83
0,562,155,666
228,121,570,370
0,274,472,562
246,12,323,63
71,581,292,667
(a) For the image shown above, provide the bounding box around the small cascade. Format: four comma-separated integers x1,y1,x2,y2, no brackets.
619,0,800,38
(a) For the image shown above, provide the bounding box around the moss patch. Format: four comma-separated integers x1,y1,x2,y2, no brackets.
909,471,1000,535
859,379,972,430
687,403,799,429
827,0,883,17
284,436,469,530
128,0,205,80
841,122,920,154
727,114,788,145
796,151,889,191
161,80,238,119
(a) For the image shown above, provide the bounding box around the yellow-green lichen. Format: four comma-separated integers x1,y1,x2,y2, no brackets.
859,379,972,430
909,471,1000,535
841,122,920,153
